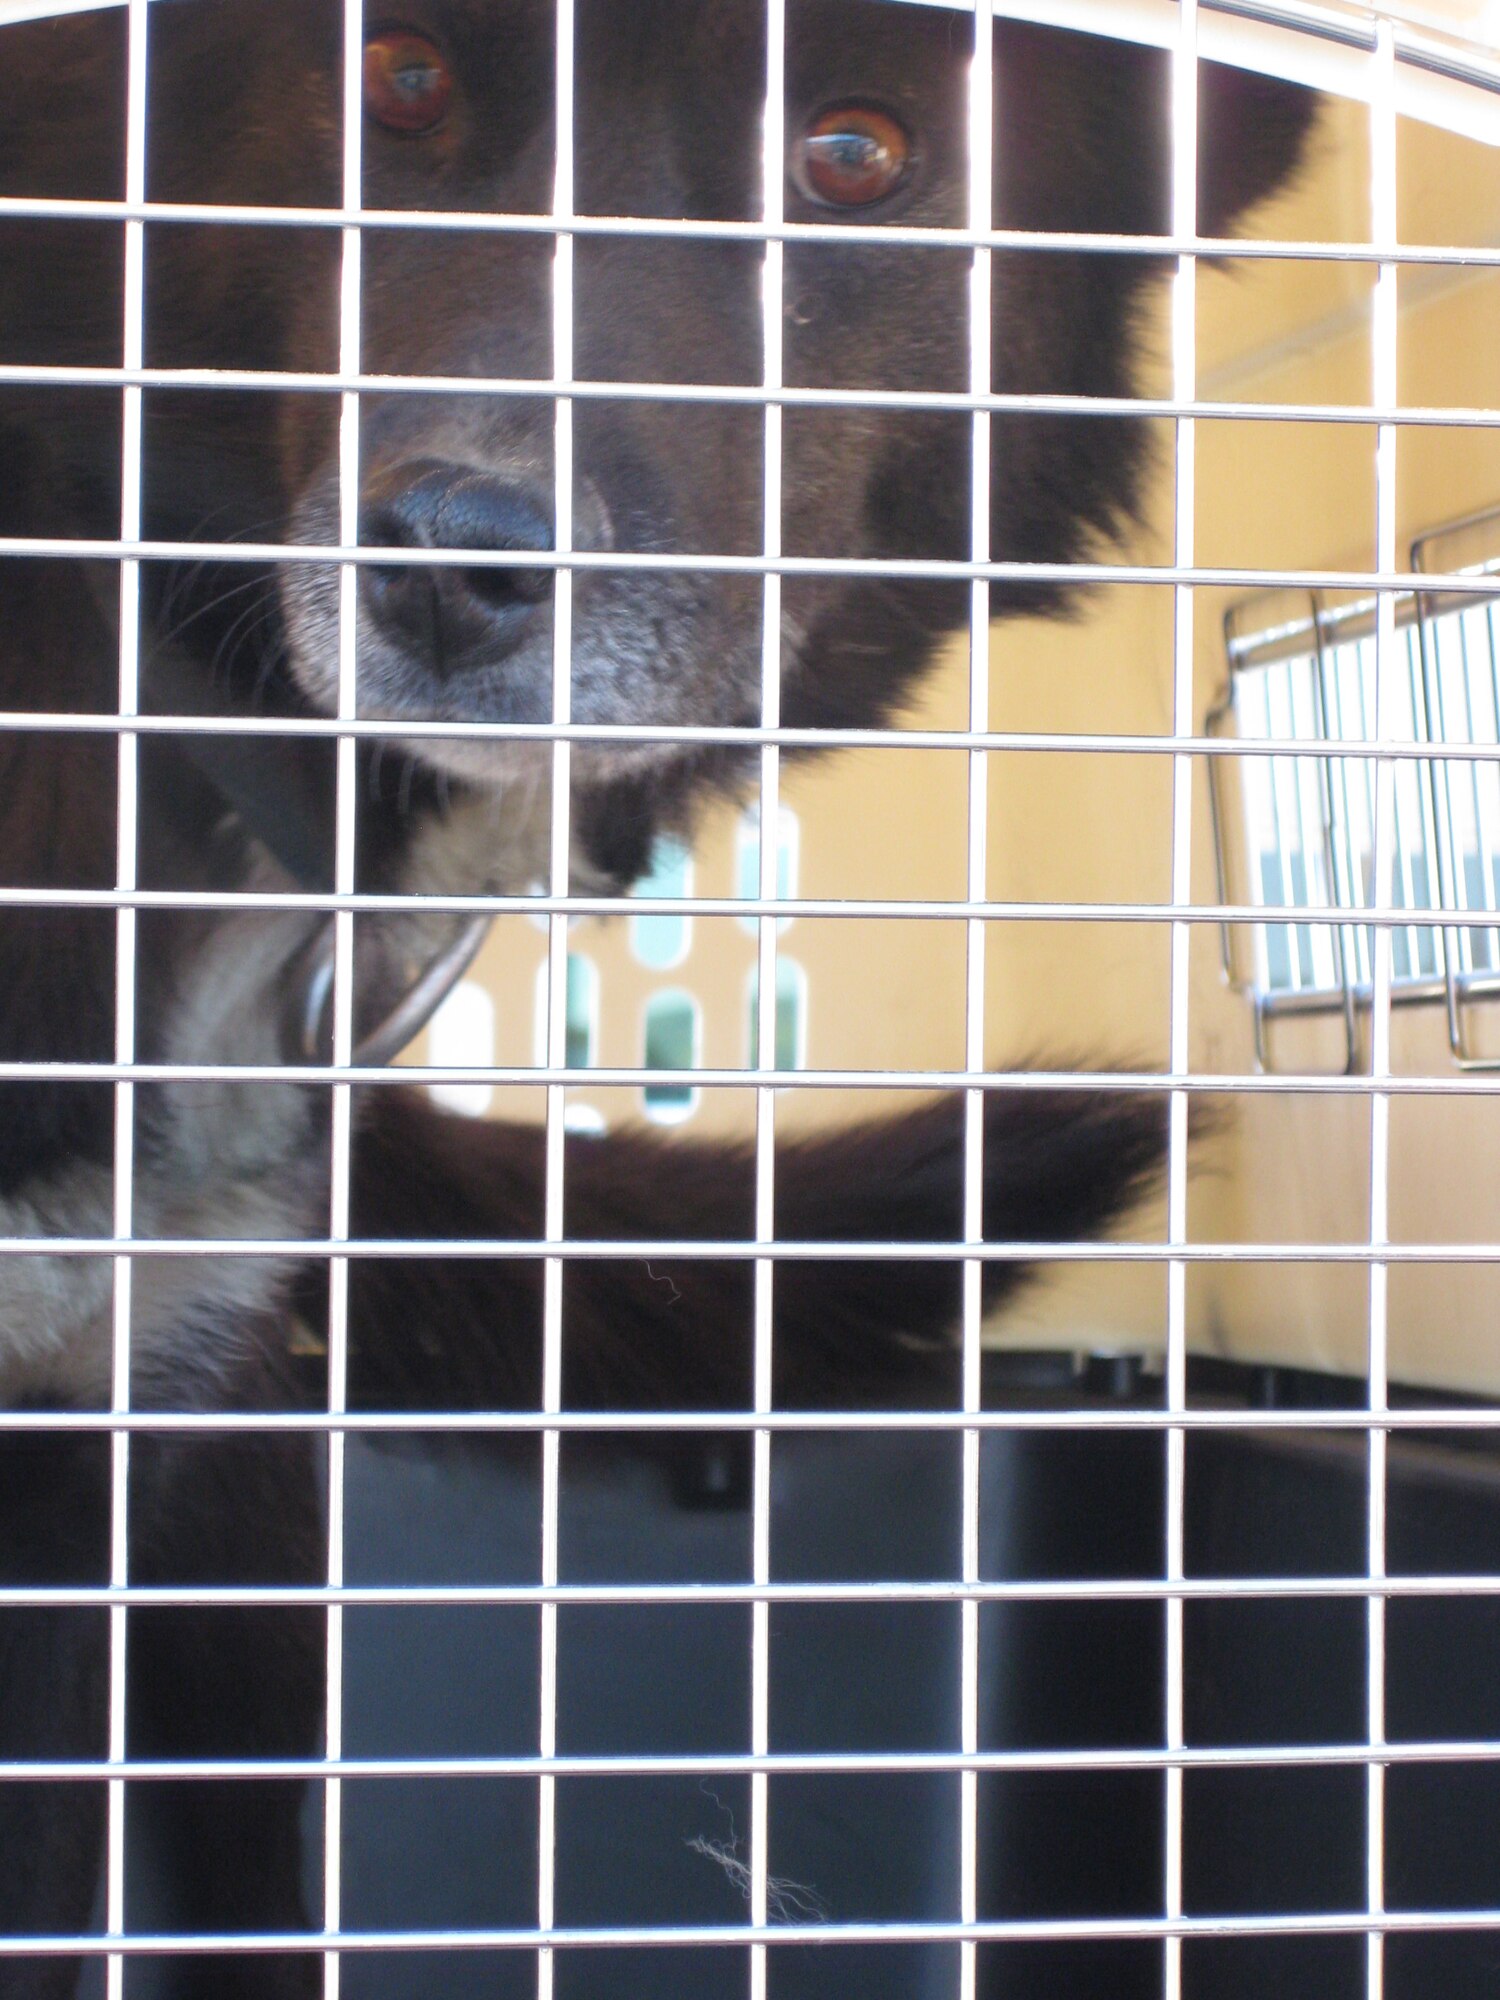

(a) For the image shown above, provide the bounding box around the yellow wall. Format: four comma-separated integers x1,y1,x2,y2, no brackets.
414,97,1500,1394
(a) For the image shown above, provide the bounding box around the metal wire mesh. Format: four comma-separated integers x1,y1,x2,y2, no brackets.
2,1,1500,1996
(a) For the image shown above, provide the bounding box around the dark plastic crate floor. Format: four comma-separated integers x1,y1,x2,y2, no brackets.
95,1372,1500,2000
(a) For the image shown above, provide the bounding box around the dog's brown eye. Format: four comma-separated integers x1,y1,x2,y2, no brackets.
796,104,912,207
364,29,453,135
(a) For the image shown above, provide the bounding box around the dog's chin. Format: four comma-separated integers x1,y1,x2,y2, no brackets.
281,618,745,802
287,662,725,797
389,727,715,794
378,725,733,838
385,730,555,790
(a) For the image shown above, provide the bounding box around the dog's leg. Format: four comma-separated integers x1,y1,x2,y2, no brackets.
340,1083,1168,1415
126,1404,323,2000
0,1429,110,2000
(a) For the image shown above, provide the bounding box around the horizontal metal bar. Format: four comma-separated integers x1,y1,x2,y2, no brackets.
0,1406,1495,1436
3,536,1500,596
9,1574,1500,1612
0,1060,1165,1086
15,1060,1500,1094
1,191,1496,266
6,710,1500,766
10,1907,1500,1960
0,359,1494,431
2,1236,1500,1264
0,886,1488,926
7,1737,1500,1785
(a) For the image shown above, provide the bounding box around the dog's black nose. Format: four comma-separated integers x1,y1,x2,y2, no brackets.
361,460,555,669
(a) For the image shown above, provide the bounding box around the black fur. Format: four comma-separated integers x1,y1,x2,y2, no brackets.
339,1081,1176,1417
0,3,1312,1990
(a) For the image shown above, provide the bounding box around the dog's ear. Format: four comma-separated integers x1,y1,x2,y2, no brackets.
976,27,1316,598
995,23,1314,241
1198,58,1317,236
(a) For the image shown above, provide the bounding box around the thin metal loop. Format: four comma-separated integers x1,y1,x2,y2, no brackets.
293,915,493,1068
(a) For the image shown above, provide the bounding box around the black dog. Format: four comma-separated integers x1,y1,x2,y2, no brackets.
0,2,1311,1991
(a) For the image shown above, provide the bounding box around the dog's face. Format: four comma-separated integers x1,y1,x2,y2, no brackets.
268,0,984,791
0,0,1311,819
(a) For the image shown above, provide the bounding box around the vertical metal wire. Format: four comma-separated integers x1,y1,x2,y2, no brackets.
1165,6,1199,1996
960,5,994,1997
539,0,577,1990
323,4,367,1991
106,4,150,1992
1366,24,1400,2000
751,2,786,1991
